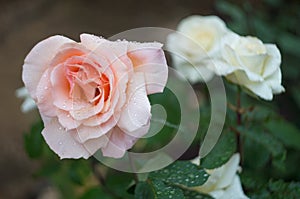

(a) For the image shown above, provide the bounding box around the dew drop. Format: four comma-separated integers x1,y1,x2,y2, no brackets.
59,141,63,145
58,127,63,130
44,86,48,90
67,114,70,117
188,174,194,178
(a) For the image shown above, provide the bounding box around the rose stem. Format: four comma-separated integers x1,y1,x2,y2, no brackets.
90,159,122,199
236,86,244,164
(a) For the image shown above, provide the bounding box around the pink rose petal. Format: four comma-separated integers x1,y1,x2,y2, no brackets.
23,35,74,99
117,72,151,133
128,42,168,94
41,118,90,159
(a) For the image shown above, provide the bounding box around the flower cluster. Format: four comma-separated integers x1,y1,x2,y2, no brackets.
167,15,285,100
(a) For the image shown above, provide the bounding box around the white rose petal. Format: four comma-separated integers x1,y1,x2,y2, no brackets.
191,153,249,199
208,32,285,100
167,15,229,82
16,87,37,113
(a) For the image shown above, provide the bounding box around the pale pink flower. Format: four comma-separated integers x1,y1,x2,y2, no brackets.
22,33,168,159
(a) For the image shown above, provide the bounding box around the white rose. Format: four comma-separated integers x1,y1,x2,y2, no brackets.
209,32,285,100
16,87,36,113
167,15,229,82
191,153,249,199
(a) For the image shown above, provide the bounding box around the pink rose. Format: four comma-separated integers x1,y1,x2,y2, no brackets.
22,33,168,159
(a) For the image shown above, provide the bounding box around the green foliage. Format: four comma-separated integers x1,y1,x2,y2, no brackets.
200,129,236,169
79,187,113,199
135,179,213,199
249,180,300,199
239,126,286,170
149,161,209,187
135,161,211,199
135,180,184,199
265,117,300,150
24,120,44,158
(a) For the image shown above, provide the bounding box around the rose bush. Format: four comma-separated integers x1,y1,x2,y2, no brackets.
209,32,285,100
191,154,249,199
167,15,229,82
22,33,168,159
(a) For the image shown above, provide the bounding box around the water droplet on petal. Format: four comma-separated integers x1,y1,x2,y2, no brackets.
59,141,63,145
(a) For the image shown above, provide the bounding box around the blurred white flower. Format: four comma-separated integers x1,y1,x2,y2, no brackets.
208,32,285,100
167,15,229,83
15,87,36,113
191,153,249,199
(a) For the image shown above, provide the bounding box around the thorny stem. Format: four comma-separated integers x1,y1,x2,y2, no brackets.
236,86,244,164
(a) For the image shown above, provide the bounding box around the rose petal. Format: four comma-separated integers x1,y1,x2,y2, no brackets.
128,42,168,94
22,35,73,99
210,176,249,199
264,68,285,94
57,109,81,130
245,81,273,100
214,153,240,189
117,72,151,133
82,135,109,155
101,126,147,158
80,33,107,51
36,68,57,117
76,115,119,143
41,118,90,159
263,44,281,78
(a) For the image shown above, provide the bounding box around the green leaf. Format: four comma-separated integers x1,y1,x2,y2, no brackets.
264,117,300,150
24,120,44,158
149,161,209,187
135,181,155,199
183,189,213,199
200,129,236,169
67,160,91,186
250,180,300,199
238,127,286,170
278,33,300,58
79,187,113,199
135,180,185,199
149,179,185,199
105,169,134,198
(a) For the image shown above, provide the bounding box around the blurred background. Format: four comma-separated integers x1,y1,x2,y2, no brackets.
1,0,300,198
